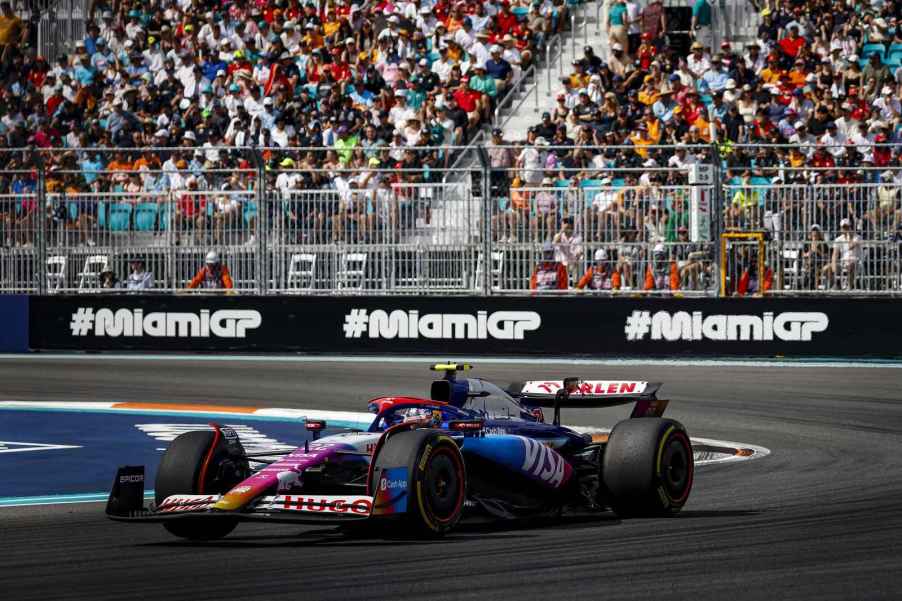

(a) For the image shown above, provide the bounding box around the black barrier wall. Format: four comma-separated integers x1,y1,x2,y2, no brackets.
27,295,902,358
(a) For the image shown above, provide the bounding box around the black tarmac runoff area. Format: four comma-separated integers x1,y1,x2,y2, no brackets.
1,357,901,601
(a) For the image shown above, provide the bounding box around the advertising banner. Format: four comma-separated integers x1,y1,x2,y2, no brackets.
27,295,902,357
0,295,28,353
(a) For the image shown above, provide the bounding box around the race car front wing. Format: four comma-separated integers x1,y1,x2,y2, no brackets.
106,465,375,525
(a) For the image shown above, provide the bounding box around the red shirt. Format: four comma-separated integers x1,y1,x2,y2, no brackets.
778,36,805,58
810,153,835,169
496,10,518,34
453,87,480,112
329,61,351,82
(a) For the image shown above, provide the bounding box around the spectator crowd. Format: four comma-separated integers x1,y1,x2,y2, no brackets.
0,0,901,293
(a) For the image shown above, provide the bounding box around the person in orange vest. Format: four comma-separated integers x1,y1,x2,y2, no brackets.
188,251,234,290
529,242,568,290
577,248,621,290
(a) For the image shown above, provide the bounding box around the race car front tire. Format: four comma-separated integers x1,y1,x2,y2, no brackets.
602,418,694,517
155,430,240,540
372,429,467,536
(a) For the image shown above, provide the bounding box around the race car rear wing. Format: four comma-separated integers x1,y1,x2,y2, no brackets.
515,379,668,425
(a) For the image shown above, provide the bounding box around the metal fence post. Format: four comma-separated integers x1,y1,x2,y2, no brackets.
546,43,551,96
597,0,602,36
33,150,47,295
476,146,492,296
249,146,266,294
571,13,577,61
710,143,723,292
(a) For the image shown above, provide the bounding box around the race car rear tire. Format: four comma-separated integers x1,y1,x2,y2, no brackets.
155,430,239,540
372,430,466,537
602,418,693,517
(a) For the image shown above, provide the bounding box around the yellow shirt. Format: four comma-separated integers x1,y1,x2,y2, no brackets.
0,15,24,45
323,19,341,37
629,133,653,158
568,73,590,88
645,117,662,143
759,67,784,85
304,32,324,50
638,88,660,106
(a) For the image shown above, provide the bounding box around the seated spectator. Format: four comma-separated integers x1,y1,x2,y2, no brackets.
529,242,568,290
577,248,620,290
801,224,829,290
822,218,862,290
100,267,119,290
126,258,154,290
188,251,233,290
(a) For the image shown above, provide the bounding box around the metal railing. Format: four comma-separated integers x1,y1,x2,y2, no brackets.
2,145,900,297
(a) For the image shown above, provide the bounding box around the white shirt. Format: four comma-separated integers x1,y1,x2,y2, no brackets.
834,232,860,263
517,147,543,184
626,1,641,34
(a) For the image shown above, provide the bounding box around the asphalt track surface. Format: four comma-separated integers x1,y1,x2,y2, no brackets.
1,357,901,601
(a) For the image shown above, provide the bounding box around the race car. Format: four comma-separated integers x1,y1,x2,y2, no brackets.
106,364,694,539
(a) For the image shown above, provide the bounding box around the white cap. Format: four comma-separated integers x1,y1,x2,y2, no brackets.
178,98,191,110
725,79,736,90
491,45,502,53
183,130,197,141
611,42,623,51
216,69,226,77
205,251,220,265
594,248,607,261
840,218,851,227
345,37,355,44
882,86,893,95
154,128,168,138
263,97,273,105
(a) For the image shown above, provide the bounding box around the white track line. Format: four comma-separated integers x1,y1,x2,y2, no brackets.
3,354,901,368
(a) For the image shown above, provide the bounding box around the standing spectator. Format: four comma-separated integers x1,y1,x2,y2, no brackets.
530,242,569,290
691,0,713,51
188,251,234,290
552,218,583,276
0,2,27,63
126,258,154,290
488,127,514,200
607,0,629,54
640,0,667,49
625,0,642,56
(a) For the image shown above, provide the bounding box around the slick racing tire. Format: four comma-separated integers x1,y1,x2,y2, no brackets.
155,430,241,540
602,418,694,517
373,430,467,537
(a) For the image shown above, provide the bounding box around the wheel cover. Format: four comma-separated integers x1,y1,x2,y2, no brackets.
422,447,464,524
661,432,693,503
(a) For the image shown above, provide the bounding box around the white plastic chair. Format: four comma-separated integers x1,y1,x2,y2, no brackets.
46,255,68,293
287,253,317,291
337,252,368,290
78,255,109,292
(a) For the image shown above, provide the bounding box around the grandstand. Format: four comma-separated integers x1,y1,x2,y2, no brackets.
0,0,900,295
